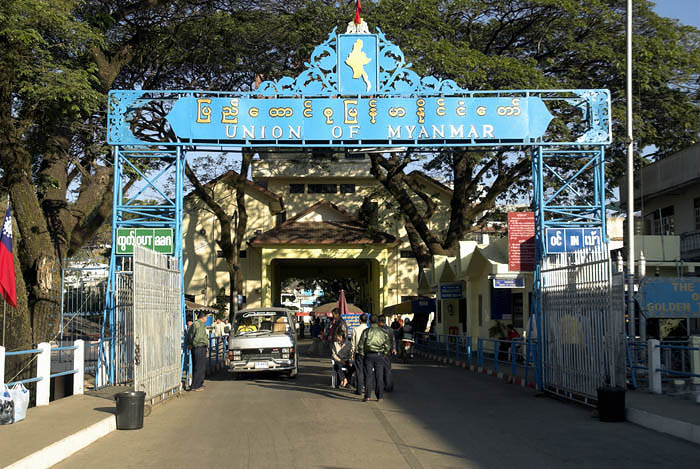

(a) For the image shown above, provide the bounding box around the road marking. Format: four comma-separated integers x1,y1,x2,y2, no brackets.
370,406,424,469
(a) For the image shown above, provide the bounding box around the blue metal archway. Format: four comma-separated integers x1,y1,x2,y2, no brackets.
99,24,611,388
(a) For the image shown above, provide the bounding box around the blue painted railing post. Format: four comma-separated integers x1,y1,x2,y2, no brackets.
477,338,483,367
467,337,472,365
511,341,517,377
494,340,499,372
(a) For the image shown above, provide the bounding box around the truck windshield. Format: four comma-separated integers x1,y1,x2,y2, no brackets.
234,311,290,336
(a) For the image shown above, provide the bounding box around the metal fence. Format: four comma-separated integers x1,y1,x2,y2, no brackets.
133,246,182,401
541,249,625,404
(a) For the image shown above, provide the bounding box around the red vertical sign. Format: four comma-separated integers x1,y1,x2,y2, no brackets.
508,212,535,272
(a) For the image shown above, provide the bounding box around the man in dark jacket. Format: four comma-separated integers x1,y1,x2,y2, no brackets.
186,311,209,391
358,314,391,402
378,316,396,392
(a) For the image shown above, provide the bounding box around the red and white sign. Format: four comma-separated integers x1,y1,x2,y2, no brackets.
508,212,535,272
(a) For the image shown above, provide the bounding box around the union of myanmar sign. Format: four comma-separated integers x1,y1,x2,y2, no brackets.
107,28,611,147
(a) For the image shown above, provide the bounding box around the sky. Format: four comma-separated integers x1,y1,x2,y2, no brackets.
652,0,700,28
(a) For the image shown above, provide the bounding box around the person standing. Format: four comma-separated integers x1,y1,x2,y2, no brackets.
187,311,209,391
358,314,390,402
213,318,226,338
378,316,396,392
328,308,348,347
351,313,369,395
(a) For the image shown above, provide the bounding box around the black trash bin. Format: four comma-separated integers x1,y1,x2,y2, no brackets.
597,386,626,422
115,391,146,430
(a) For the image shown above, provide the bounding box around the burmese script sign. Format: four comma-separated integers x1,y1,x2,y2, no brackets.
116,228,174,255
508,212,535,272
637,277,700,319
165,95,553,143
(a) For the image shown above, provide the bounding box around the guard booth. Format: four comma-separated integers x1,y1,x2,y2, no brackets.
101,14,616,402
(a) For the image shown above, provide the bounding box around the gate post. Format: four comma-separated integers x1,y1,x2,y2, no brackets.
73,339,84,395
648,338,662,394
36,342,51,406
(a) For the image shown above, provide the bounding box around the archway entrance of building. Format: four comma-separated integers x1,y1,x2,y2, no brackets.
271,258,379,314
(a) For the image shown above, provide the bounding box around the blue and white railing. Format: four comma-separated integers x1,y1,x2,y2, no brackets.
414,332,539,384
207,334,228,373
626,338,700,395
0,340,85,406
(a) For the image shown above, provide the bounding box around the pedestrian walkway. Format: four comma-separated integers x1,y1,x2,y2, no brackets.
417,346,700,445
1,345,698,469
0,394,116,469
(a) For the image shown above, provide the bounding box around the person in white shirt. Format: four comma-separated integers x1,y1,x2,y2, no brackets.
213,318,227,338
351,313,369,395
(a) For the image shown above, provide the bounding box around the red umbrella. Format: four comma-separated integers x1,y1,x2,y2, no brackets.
338,289,349,317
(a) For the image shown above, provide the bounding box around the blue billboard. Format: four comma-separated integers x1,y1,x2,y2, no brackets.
637,277,700,318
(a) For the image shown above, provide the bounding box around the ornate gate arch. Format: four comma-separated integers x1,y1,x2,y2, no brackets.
101,19,614,399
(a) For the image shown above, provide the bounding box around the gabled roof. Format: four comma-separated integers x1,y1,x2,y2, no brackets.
185,170,283,212
250,199,397,246
407,171,453,195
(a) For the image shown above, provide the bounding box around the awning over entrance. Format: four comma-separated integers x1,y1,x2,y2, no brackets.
383,298,436,316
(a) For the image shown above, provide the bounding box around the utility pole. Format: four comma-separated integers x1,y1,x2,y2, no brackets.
626,0,636,339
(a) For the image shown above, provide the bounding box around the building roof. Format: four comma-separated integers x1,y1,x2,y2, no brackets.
250,200,397,246
185,170,283,212
619,143,700,206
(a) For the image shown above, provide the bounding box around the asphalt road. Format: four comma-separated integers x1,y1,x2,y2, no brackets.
56,341,700,468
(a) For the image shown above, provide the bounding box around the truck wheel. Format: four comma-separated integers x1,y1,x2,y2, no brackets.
231,372,240,380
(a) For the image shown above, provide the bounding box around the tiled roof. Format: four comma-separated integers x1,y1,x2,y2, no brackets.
250,220,397,246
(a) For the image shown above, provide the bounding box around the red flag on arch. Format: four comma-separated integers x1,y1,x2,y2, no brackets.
354,0,362,24
0,206,17,308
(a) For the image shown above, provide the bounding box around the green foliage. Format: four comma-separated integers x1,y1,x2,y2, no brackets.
213,288,229,320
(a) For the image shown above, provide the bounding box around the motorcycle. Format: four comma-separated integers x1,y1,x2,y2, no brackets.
400,334,415,363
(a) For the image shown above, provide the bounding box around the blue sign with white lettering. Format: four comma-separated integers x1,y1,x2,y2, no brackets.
546,228,603,253
493,277,525,289
440,283,463,299
637,277,700,318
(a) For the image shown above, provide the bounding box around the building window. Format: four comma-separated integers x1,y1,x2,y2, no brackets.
478,294,483,327
216,250,246,258
695,198,700,230
512,293,524,328
307,184,337,194
340,184,356,193
652,206,675,235
289,184,305,193
400,250,416,259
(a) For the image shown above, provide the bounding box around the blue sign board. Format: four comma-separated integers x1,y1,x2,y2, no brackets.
637,277,700,318
440,283,463,299
545,228,603,253
493,277,525,289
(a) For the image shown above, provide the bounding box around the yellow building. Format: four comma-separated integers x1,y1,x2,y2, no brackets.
418,238,533,339
183,152,452,314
